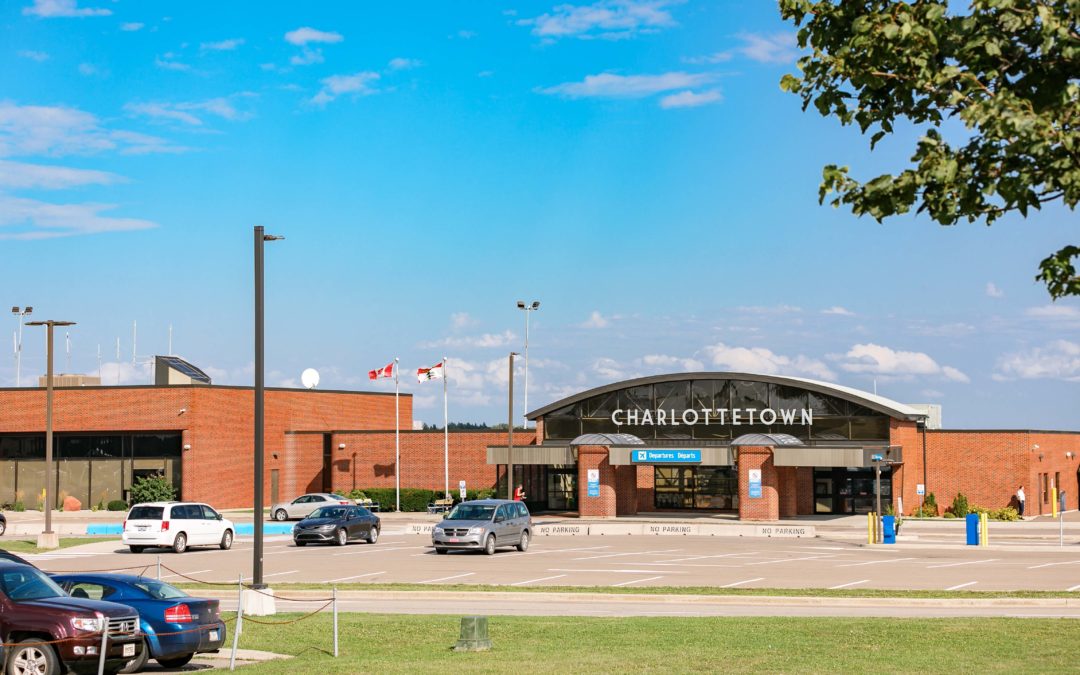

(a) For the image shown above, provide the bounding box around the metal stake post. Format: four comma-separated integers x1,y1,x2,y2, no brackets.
333,586,339,657
96,620,108,675
156,555,161,581
230,574,243,671
506,352,517,500
874,461,883,544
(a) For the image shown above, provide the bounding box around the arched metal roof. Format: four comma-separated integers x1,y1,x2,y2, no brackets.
569,433,645,446
527,372,927,422
730,433,804,447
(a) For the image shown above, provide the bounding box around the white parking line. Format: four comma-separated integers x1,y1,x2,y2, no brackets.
241,570,298,582
419,572,476,584
510,574,568,586
326,572,385,582
927,559,997,569
160,569,211,580
837,557,916,567
612,576,664,587
526,546,612,555
332,546,413,556
754,555,836,566
829,579,869,590
609,561,740,569
1028,560,1080,570
548,568,686,574
946,581,978,591
1067,583,1080,591
720,577,764,588
662,552,756,563
573,549,682,560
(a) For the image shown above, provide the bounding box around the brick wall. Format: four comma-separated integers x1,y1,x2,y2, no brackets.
577,445,616,518
636,464,655,512
796,467,814,515
738,446,778,521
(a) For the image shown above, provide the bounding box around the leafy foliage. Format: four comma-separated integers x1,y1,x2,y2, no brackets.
780,0,1080,298
130,474,176,505
348,487,498,511
107,500,129,511
949,491,971,517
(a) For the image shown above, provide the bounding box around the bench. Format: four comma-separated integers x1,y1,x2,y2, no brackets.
427,498,454,514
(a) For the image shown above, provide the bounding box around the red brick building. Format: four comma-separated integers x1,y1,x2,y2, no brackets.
1,371,1076,519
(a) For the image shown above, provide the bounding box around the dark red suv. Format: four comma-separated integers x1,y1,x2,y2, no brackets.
0,560,144,675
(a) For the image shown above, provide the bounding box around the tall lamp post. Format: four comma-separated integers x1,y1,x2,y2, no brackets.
507,351,519,500
253,226,283,590
11,306,32,387
515,300,539,429
26,318,75,549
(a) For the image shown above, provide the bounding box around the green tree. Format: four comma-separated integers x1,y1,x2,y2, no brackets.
130,474,176,505
779,0,1080,298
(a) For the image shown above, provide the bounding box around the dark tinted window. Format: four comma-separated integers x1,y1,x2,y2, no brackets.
0,567,66,600
128,506,164,520
355,507,372,517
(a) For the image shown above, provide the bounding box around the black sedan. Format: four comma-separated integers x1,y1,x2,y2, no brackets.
292,505,380,546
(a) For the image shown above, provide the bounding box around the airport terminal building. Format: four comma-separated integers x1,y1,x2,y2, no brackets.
0,364,1077,519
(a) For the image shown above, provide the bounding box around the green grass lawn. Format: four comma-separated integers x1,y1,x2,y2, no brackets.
0,537,115,554
176,581,1079,600
229,613,1079,673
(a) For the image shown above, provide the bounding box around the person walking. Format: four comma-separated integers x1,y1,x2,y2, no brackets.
514,484,525,502
1017,485,1026,518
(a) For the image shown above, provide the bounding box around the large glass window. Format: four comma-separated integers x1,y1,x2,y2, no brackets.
654,467,737,510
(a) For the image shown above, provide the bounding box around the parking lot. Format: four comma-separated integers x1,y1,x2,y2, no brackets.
25,528,1080,593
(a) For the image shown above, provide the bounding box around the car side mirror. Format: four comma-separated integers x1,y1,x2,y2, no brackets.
216,514,223,521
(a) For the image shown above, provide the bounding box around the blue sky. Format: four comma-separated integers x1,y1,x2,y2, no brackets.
1,0,1077,429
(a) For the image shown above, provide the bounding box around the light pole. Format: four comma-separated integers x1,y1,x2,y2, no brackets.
254,225,283,590
515,300,540,429
26,318,75,550
11,306,32,387
507,351,519,500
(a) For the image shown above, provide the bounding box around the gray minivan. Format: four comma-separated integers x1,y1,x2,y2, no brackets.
431,499,532,555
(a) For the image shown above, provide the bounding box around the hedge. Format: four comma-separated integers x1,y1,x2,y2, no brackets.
346,487,497,512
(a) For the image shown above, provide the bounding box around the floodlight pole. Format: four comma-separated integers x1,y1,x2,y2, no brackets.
253,226,283,589
507,352,518,500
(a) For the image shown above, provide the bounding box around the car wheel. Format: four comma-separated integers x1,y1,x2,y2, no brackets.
336,528,348,546
117,639,149,674
295,540,306,547
0,519,6,536
155,653,194,669
484,534,496,555
172,532,187,554
8,639,60,675
517,531,530,552
220,529,233,550
435,547,448,554
366,527,379,544
129,546,145,554
273,509,288,521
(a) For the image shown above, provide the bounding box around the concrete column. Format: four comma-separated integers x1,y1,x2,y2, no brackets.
738,445,779,521
577,445,616,518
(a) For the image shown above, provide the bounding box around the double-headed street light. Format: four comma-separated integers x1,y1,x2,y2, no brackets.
12,306,32,387
26,318,75,549
515,300,540,429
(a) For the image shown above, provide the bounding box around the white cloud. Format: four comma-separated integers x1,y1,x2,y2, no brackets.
1026,304,1080,320
822,306,855,316
995,340,1080,382
154,57,191,72
920,389,945,399
985,282,1004,298
0,195,157,239
98,360,152,386
126,96,255,126
540,71,716,99
291,49,325,66
837,343,969,383
311,72,380,106
0,160,122,189
450,312,474,329
582,311,609,329
201,38,244,52
702,342,835,381
120,22,143,31
388,57,422,70
423,330,518,349
736,304,802,314
454,30,478,39
284,27,343,46
641,354,704,371
591,357,626,380
908,321,976,338
688,32,799,66
520,0,679,40
0,102,183,157
659,89,721,109
23,0,110,18
19,50,49,62
77,63,101,76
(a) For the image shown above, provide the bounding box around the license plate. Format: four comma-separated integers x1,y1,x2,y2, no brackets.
123,643,135,657
209,630,219,641
447,538,459,543
136,526,147,531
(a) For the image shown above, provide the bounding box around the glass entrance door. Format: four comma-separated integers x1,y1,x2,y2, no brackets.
813,467,892,514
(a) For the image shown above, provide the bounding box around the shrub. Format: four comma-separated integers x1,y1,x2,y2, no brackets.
107,500,128,511
12,501,25,513
991,506,1020,521
949,492,970,518
346,490,367,501
130,475,176,504
942,511,957,519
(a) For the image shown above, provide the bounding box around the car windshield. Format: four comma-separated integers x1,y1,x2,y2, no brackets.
132,579,188,600
309,507,347,519
0,567,66,600
128,506,164,520
446,504,496,521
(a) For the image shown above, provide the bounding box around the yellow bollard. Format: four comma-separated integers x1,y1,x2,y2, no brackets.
867,512,875,544
1052,487,1059,518
980,512,989,547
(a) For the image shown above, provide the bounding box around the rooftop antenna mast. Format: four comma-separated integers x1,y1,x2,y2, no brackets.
115,337,121,385
65,332,71,373
96,344,102,381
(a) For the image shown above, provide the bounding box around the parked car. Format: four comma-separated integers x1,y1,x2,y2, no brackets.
271,493,352,521
0,560,144,675
431,499,531,555
122,502,234,554
0,511,6,536
292,505,380,546
51,573,226,673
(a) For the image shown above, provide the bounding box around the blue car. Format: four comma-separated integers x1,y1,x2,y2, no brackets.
51,574,226,673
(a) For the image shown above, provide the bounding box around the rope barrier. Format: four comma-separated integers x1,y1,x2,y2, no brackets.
237,600,334,626
159,565,334,602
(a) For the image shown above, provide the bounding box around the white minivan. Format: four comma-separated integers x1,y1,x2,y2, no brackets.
122,502,234,554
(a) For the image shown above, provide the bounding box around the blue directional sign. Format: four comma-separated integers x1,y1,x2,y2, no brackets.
631,449,702,464
586,469,600,497
871,454,884,462
748,469,762,499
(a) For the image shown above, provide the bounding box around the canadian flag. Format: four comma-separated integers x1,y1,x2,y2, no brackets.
368,362,395,380
417,362,444,382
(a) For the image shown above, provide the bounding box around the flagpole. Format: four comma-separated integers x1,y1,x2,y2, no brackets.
394,357,400,513
443,356,449,500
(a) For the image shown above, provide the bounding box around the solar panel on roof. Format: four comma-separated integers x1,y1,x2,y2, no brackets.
156,356,211,384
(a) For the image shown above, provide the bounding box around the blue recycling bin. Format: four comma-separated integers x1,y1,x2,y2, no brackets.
882,515,896,544
965,512,980,545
